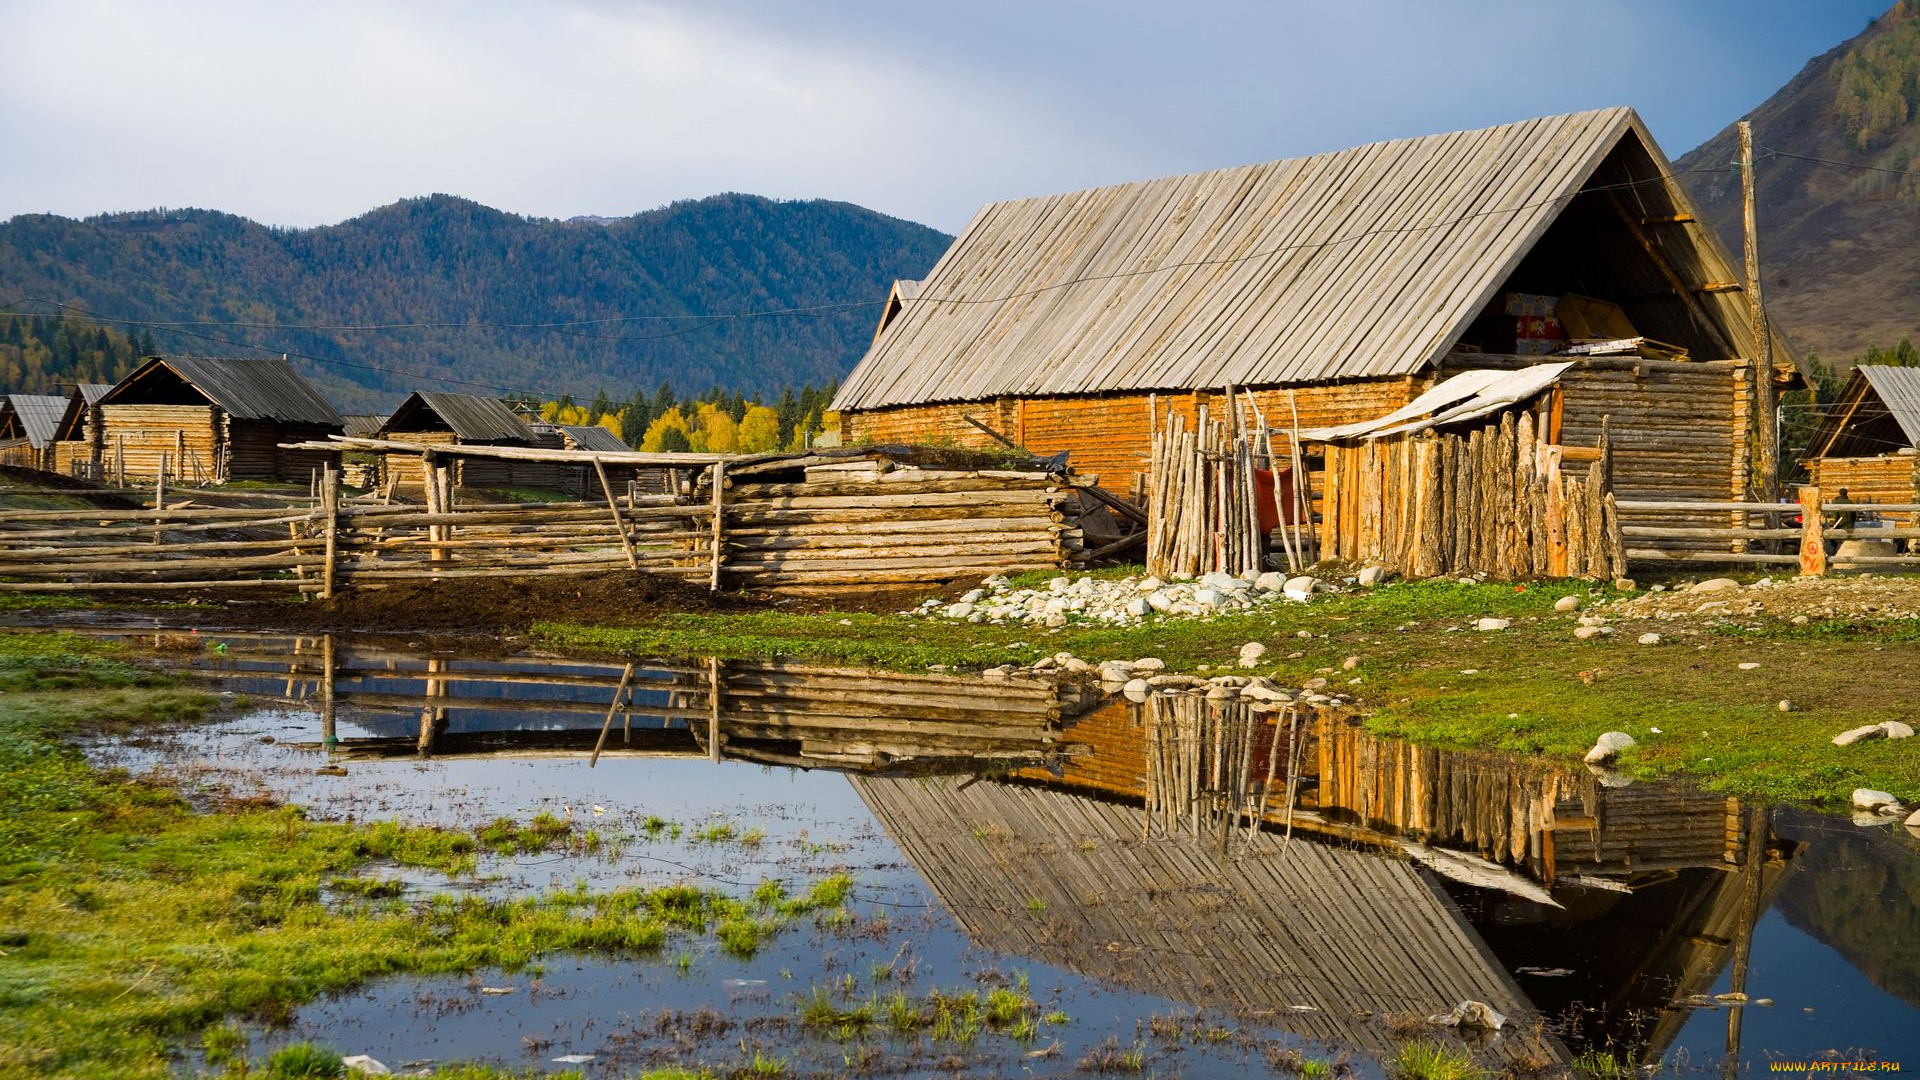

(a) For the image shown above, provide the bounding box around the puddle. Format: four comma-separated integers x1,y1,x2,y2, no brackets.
68,631,1920,1075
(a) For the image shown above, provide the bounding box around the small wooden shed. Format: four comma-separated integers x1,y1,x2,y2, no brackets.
51,383,113,477
0,394,68,471
1803,364,1920,517
377,392,569,494
94,356,344,482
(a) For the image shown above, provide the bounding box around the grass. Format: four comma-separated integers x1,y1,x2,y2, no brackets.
535,578,1920,806
1390,1042,1485,1080
0,631,857,1080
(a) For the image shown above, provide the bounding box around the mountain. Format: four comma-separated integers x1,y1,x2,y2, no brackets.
0,194,951,412
1677,1,1920,362
0,311,150,395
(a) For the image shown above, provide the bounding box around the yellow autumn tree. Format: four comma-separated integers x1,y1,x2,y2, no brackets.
689,404,739,453
640,408,692,452
737,406,781,453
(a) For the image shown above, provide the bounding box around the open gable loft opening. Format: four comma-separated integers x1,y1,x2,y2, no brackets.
383,397,455,433
111,362,216,408
1467,130,1751,364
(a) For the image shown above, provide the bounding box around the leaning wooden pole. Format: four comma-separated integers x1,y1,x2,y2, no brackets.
709,461,726,591
593,458,640,570
1739,121,1779,502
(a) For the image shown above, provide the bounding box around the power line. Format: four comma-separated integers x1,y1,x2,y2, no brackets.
1758,145,1920,182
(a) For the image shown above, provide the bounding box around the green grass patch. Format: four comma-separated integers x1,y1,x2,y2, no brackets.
1389,1041,1484,1080
0,631,856,1079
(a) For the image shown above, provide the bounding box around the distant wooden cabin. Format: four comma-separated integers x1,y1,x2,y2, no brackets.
337,414,387,489
377,392,570,494
834,107,1797,548
51,383,113,477
547,422,653,496
94,356,344,482
1803,364,1920,520
0,394,68,471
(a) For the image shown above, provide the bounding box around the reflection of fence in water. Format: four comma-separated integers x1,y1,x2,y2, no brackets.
1141,693,1309,852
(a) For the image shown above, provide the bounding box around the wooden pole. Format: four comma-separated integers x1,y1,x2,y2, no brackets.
593,458,640,570
319,633,337,749
320,466,339,598
709,461,726,592
707,655,723,764
590,663,635,767
1739,121,1779,502
1797,485,1826,577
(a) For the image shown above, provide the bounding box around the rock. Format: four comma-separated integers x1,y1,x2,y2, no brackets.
959,588,986,604
1122,679,1151,701
1737,662,1761,670
981,666,1011,680
1238,642,1268,668
1554,595,1582,612
1637,633,1662,645
1133,657,1166,671
1063,658,1091,674
1882,721,1916,739
1044,613,1068,628
1589,766,1635,789
342,1057,391,1076
1427,1000,1507,1031
945,602,975,619
1474,618,1511,631
1302,677,1329,691
1124,597,1152,618
1908,807,1920,828
1357,565,1388,587
1852,788,1902,813
1693,578,1740,593
1048,577,1069,593
1201,571,1241,592
1778,699,1794,712
1205,685,1239,700
1341,655,1361,671
1855,811,1898,827
1572,626,1605,641
1145,591,1175,612
1283,575,1317,601
1791,614,1810,625
1833,725,1887,747
1192,588,1227,609
1583,731,1637,764
1613,577,1638,592
1254,571,1287,592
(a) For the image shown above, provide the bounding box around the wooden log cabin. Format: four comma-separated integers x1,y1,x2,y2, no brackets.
0,394,67,471
50,383,113,477
376,391,572,495
93,356,344,482
832,107,1798,550
1802,364,1920,522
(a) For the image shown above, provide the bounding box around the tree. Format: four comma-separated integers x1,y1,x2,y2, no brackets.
640,407,693,452
738,405,782,453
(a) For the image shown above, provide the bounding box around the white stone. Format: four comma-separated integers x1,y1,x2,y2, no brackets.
1613,578,1637,592
1693,578,1740,593
1049,576,1069,593
343,1057,391,1076
1882,721,1916,739
1474,618,1511,632
1133,657,1165,671
1063,658,1090,674
1554,595,1582,612
1238,642,1268,668
981,666,1010,680
944,602,975,619
1342,655,1361,671
1124,597,1151,617
1122,678,1151,701
1908,807,1920,828
1852,788,1902,813
1145,591,1175,612
1283,575,1317,601
1201,571,1240,592
1192,588,1228,609
1357,565,1388,587
1833,725,1886,746
1737,662,1761,670
1254,571,1287,592
1778,699,1795,712
1137,575,1165,591
1583,731,1637,764
1637,633,1662,645
1044,613,1068,627
959,588,986,604
1572,626,1604,641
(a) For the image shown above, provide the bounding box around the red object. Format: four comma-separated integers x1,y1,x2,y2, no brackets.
1253,467,1298,533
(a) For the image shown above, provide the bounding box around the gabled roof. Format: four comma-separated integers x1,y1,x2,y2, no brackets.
381,392,529,443
834,107,1782,411
53,384,114,441
340,414,386,437
1806,364,1920,458
555,424,630,453
99,357,343,426
3,395,69,447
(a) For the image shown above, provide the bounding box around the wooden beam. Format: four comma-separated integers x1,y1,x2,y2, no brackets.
1603,189,1740,360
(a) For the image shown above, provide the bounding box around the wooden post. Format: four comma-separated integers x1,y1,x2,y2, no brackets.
592,458,640,570
113,435,125,488
320,633,337,749
1740,121,1779,502
709,461,726,592
320,465,339,599
1797,485,1826,577
707,655,723,764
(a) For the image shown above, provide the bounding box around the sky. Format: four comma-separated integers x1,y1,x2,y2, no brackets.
0,0,1894,235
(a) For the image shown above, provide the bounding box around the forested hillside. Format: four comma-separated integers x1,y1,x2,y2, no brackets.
0,194,950,412
0,312,151,394
1677,1,1920,362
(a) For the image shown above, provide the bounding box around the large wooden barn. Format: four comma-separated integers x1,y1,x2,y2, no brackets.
50,383,113,477
1803,364,1920,517
833,107,1796,538
93,357,344,482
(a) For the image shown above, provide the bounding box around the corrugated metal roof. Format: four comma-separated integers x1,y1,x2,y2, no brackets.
78,383,112,405
100,357,343,426
556,424,631,452
1301,363,1572,441
1857,365,1920,447
341,414,386,437
834,107,1767,412
383,392,530,443
53,384,113,441
5,395,69,447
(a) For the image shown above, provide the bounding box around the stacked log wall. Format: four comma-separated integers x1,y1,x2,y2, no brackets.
227,419,341,482
97,404,221,480
1808,455,1918,524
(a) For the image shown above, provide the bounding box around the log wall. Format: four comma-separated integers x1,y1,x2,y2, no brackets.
98,404,221,481
1809,455,1918,523
229,419,341,482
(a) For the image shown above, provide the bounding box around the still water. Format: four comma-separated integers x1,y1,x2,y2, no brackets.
83,632,1920,1078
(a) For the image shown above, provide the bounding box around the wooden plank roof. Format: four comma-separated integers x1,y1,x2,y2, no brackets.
854,774,1558,1063
99,357,343,427
380,392,529,443
554,423,631,453
1806,364,1920,459
52,384,112,442
3,395,68,447
834,107,1771,412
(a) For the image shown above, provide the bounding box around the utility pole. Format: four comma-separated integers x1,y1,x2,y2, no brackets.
1739,121,1779,500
